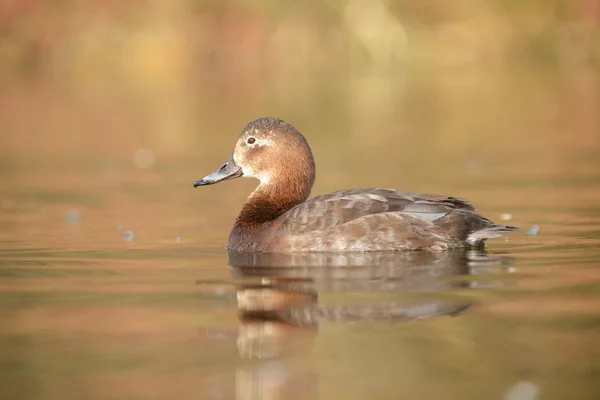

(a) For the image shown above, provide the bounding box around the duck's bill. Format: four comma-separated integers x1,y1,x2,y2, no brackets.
193,156,243,187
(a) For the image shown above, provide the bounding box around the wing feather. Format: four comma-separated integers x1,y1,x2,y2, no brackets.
280,188,472,235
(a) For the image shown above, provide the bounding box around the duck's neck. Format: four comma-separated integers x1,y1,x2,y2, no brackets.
230,151,316,251
235,181,311,226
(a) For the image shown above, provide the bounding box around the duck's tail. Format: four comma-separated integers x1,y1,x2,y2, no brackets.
467,224,518,245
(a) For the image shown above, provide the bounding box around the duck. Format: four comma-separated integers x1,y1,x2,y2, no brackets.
194,117,517,252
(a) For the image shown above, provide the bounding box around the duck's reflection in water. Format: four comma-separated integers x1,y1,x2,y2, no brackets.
205,250,510,400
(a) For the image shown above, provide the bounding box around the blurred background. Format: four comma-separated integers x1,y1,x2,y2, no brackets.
2,0,599,245
1,2,600,400
1,0,598,162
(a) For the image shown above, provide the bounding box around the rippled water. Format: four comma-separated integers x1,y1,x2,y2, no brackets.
2,65,600,399
2,149,600,400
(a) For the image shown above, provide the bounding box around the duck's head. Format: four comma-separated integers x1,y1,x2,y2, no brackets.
194,117,316,201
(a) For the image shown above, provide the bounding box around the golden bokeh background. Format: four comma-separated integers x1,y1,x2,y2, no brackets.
1,0,598,161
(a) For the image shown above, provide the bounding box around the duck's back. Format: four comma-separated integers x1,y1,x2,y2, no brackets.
262,188,515,252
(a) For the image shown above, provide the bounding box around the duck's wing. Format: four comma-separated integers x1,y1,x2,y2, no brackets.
280,187,476,235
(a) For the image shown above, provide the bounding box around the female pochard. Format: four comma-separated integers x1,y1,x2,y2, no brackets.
194,117,516,252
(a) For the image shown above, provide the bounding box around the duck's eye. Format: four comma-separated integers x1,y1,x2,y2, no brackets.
247,137,256,145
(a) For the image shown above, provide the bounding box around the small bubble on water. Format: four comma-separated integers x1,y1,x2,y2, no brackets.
500,213,512,221
504,381,539,400
66,211,81,223
213,286,227,296
174,236,181,243
122,231,134,242
133,148,155,169
527,225,540,236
